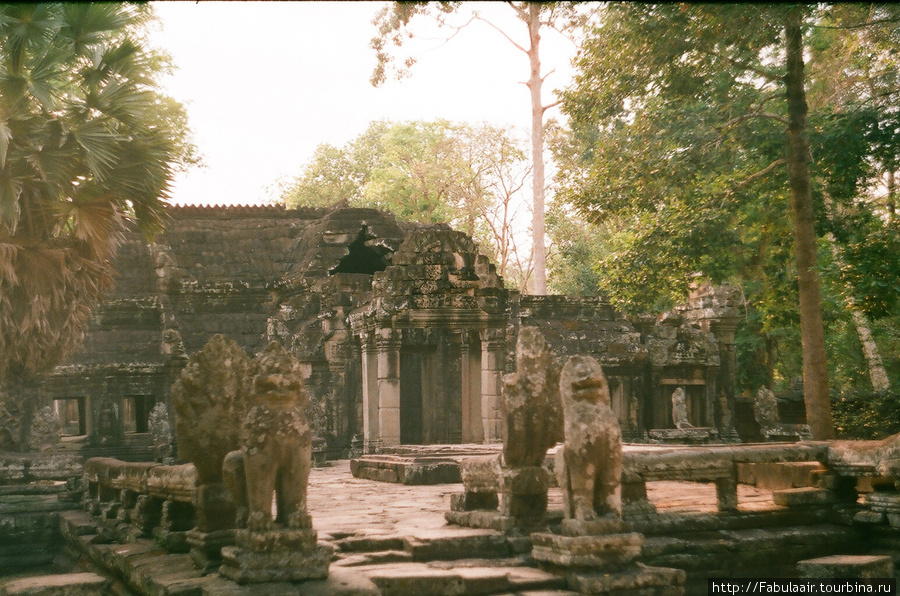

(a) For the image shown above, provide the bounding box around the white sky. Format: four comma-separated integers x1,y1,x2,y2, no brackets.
148,1,577,206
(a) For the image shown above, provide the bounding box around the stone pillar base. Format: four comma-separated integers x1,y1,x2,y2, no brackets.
186,528,236,572
453,457,552,531
532,521,685,595
219,529,332,584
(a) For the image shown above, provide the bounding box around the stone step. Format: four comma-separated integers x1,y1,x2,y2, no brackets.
349,456,461,485
0,572,109,596
403,529,510,562
335,534,405,553
333,550,414,567
642,524,857,574
797,555,894,579
365,562,566,596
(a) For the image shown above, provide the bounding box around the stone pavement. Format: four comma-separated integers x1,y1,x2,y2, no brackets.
308,460,778,541
2,460,786,596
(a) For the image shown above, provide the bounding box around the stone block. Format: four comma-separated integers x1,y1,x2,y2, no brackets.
503,466,552,495
864,491,900,514
193,482,237,533
532,531,643,570
219,542,333,584
234,528,318,551
567,564,686,596
797,555,893,579
561,517,631,537
444,510,515,533
403,529,510,561
398,459,460,485
459,455,502,493
187,528,237,571
853,510,886,525
500,491,548,519
367,567,465,596
772,488,833,507
0,573,109,596
450,492,498,512
566,563,686,595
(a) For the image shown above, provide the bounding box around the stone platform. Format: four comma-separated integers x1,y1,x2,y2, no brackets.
12,456,884,595
350,444,500,485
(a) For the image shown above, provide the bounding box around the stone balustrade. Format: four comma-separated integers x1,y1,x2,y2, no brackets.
621,442,830,513
83,457,198,551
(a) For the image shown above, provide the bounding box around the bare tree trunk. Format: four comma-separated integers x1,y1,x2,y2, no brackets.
851,310,890,391
785,8,834,439
526,3,547,294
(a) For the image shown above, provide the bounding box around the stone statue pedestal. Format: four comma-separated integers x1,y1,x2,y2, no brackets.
219,528,333,584
188,482,237,571
187,528,236,572
532,518,685,595
446,455,553,532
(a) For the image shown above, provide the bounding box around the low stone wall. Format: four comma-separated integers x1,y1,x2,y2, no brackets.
0,452,84,574
0,452,83,485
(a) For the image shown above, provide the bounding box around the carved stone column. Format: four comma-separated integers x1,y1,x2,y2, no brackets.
376,328,401,447
711,319,739,437
480,328,505,443
360,333,379,452
460,332,484,444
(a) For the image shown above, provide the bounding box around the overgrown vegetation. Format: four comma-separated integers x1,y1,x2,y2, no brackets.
831,390,900,439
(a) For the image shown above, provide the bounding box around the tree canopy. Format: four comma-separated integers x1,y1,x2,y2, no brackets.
280,119,534,290
0,3,196,394
552,3,900,437
370,2,586,294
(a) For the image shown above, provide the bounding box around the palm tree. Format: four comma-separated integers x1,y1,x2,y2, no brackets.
0,4,193,449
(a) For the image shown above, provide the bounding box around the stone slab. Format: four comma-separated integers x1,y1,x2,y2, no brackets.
0,573,109,596
367,567,465,596
560,517,631,536
403,529,510,561
365,563,538,596
234,528,317,551
737,462,824,490
532,532,643,570
201,566,379,595
797,555,894,579
350,455,462,485
219,543,333,584
772,488,833,507
566,563,686,595
864,492,900,514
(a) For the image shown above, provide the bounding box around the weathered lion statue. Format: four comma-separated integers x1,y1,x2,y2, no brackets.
555,354,623,521
223,341,312,532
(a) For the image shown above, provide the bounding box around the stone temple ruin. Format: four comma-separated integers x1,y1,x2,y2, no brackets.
25,204,743,461
3,204,900,595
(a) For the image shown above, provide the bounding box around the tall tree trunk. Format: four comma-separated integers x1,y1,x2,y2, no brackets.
526,2,547,294
785,8,834,439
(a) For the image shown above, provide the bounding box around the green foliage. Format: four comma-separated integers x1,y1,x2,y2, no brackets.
545,204,604,296
553,3,900,397
0,3,195,387
832,389,900,439
281,120,534,290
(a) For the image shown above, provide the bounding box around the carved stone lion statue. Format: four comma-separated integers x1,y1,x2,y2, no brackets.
555,355,623,521
223,342,312,532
